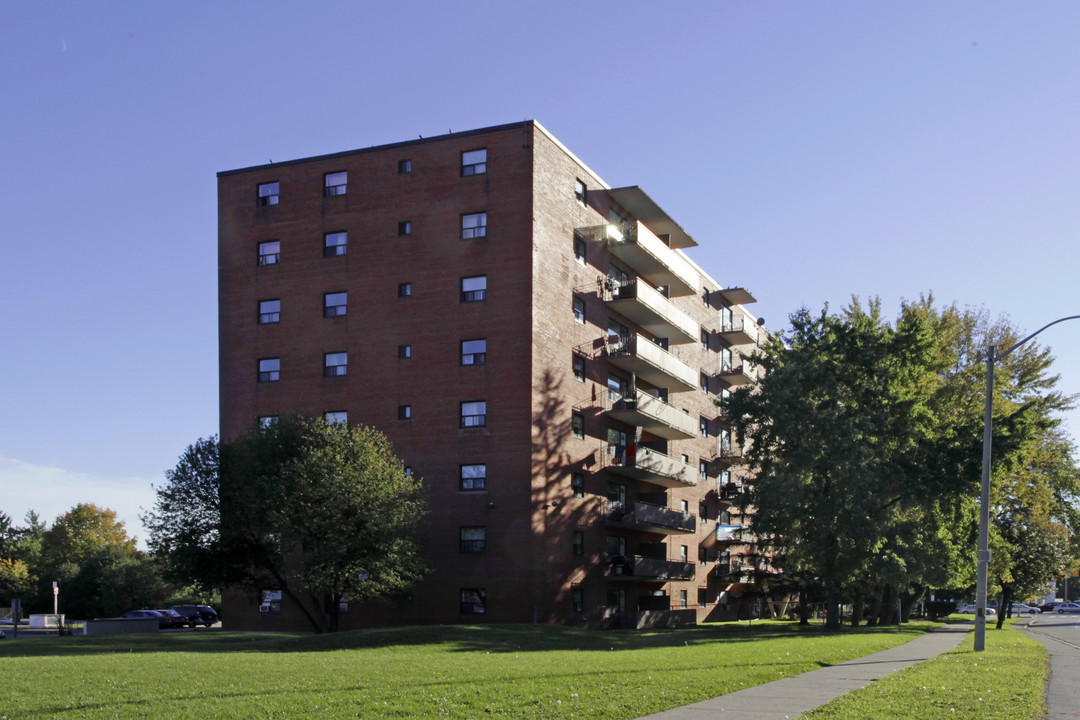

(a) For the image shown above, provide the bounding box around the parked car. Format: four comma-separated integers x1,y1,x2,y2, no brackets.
1010,603,1042,615
123,610,169,629
1041,601,1062,612
171,604,219,627
1054,602,1080,614
154,608,193,629
957,604,996,615
0,628,6,639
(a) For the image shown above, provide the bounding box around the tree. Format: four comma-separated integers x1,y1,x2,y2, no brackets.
61,546,174,619
0,557,32,603
40,503,138,570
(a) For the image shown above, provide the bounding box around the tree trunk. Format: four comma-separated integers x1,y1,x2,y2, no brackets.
878,585,895,626
798,586,809,626
824,585,840,631
866,587,882,626
995,586,1012,630
851,595,864,627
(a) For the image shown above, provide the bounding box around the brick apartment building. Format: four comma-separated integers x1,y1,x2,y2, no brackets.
217,120,773,630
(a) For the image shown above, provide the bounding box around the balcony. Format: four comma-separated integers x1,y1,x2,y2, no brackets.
710,445,746,471
605,186,698,249
715,525,743,543
706,357,755,388
606,500,696,534
607,446,697,489
716,286,757,305
608,390,697,440
580,221,698,297
605,334,698,393
606,280,698,345
607,555,696,581
715,318,758,346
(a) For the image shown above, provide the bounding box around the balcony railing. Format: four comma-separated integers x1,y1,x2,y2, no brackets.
705,357,755,387
606,500,696,534
608,390,697,440
606,445,697,489
715,318,757,346
605,333,698,393
605,280,698,345
578,221,698,297
715,525,743,542
607,555,696,581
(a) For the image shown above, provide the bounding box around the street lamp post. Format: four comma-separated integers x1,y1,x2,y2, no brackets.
974,314,1080,652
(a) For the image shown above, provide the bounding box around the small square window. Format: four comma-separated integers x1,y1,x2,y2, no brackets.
571,472,584,498
260,589,282,612
574,235,586,263
258,240,280,266
324,171,347,197
681,454,689,464
572,354,585,382
257,181,279,206
398,159,412,174
461,400,486,428
461,275,487,303
404,467,413,477
460,526,486,553
324,292,347,318
258,415,278,428
398,344,412,360
461,338,487,365
572,531,584,556
574,179,587,205
398,405,412,421
258,299,280,324
572,413,584,439
573,297,585,323
324,231,347,257
460,463,486,491
398,221,412,236
324,411,347,424
398,283,412,298
460,588,486,614
461,212,487,239
324,352,348,377
461,149,487,176
258,357,280,383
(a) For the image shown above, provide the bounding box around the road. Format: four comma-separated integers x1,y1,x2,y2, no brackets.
1021,613,1080,720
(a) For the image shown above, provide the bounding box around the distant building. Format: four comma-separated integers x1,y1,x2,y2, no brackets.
217,120,772,630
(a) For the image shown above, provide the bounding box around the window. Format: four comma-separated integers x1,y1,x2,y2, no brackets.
700,459,708,481
573,296,585,323
572,588,584,614
258,299,280,324
572,354,585,381
701,328,710,351
398,344,412,360
461,148,487,176
398,159,412,174
460,526,486,553
720,469,731,486
398,405,412,420
700,416,708,437
680,545,689,563
574,234,586,263
700,371,709,394
259,589,282,612
607,482,626,511
258,240,280,266
575,178,587,205
324,171,347,197
324,352,347,377
572,531,584,556
680,589,688,610
324,411,347,424
398,221,412,236
680,499,689,513
460,401,486,428
258,416,278,428
398,283,412,298
571,472,584,498
572,413,584,439
607,374,628,403
461,212,487,239
699,501,708,519
257,357,280,382
404,467,413,477
703,288,711,307
681,453,689,464
460,464,486,491
257,181,279,206
461,275,487,302
460,588,486,614
607,428,627,461
324,231,347,257
324,292,347,317
461,339,487,365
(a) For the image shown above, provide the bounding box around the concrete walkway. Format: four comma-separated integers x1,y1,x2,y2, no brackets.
637,624,971,720
1017,616,1080,720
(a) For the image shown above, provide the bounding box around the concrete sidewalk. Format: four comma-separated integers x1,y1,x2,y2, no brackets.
1017,617,1080,720
637,624,971,720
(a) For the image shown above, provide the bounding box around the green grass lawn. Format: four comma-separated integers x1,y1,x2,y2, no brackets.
0,621,936,719
803,618,1048,720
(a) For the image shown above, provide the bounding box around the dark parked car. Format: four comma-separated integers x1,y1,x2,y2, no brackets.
155,608,193,628
171,604,219,627
123,610,169,628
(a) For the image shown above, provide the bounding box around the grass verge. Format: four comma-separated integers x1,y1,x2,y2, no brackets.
802,619,1047,720
0,621,934,719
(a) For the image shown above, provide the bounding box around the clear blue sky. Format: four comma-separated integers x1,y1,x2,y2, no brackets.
2,1,1078,544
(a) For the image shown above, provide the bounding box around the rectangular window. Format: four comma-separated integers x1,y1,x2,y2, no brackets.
324,352,347,377
460,275,487,302
257,181,279,206
398,344,412,359
460,464,486,491
572,531,584,556
460,588,486,614
699,501,708,519
461,401,486,428
700,416,709,437
258,240,280,266
607,374,627,403
680,545,689,563
700,371,709,394
461,149,487,176
720,469,731,486
703,288,710,307
461,212,487,239
324,171,347,197
574,234,586,263
398,221,412,236
572,588,584,614
324,292,347,317
572,354,585,381
701,328,710,350
398,159,412,174
258,357,280,383
324,231,347,257
460,527,486,553
571,472,585,497
259,589,282,612
324,411,347,424
572,413,584,439
258,299,280,324
699,459,708,481
258,416,278,428
573,296,585,323
461,339,487,365
398,283,412,298
575,178,587,205
607,428,627,461
680,589,688,609
398,405,412,421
